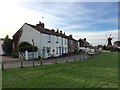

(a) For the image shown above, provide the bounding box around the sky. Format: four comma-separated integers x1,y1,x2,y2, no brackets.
0,0,119,46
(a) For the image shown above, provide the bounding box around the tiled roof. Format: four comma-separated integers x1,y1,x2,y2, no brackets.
26,23,76,40
78,38,89,44
13,22,79,42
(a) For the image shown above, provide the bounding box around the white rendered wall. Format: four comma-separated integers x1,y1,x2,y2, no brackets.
19,24,69,58
19,24,41,56
62,38,68,54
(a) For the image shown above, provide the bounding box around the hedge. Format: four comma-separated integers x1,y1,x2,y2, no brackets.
19,42,38,52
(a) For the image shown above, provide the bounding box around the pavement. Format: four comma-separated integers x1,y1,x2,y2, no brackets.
1,52,100,69
1,56,20,62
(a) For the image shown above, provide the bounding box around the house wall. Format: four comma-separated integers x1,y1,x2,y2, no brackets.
19,24,68,59
0,40,4,55
68,39,77,53
53,36,62,57
19,24,41,56
78,39,90,48
62,38,68,54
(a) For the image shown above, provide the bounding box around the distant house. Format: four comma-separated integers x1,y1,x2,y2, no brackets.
0,38,4,55
68,35,78,53
77,38,90,52
78,38,90,48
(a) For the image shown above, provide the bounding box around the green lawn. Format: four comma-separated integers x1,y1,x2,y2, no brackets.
2,52,118,88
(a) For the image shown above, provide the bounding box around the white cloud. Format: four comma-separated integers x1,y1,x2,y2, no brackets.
0,1,43,38
0,1,118,47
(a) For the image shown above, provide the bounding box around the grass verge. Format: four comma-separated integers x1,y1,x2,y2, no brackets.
2,52,118,88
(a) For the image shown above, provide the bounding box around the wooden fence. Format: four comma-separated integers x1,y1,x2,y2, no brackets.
1,51,101,69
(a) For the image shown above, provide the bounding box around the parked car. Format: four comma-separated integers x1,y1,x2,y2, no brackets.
78,47,88,53
87,49,95,55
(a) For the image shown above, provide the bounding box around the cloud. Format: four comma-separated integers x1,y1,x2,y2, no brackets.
39,2,118,33
19,2,117,28
0,1,118,47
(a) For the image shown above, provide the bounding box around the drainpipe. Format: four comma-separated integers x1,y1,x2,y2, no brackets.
53,35,54,57
62,37,63,55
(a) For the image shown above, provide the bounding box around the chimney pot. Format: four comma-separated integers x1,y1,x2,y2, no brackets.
51,29,55,32
60,31,62,34
56,29,59,33
36,21,45,28
84,38,86,41
39,21,41,24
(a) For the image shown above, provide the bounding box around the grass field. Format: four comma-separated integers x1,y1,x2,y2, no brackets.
2,52,118,88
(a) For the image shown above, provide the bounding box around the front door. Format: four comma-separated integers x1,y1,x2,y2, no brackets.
42,47,47,59
59,47,61,55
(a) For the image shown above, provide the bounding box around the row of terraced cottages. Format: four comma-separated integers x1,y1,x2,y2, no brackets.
13,22,90,59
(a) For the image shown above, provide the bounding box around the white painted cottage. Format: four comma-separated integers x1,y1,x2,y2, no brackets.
13,22,68,59
0,39,4,55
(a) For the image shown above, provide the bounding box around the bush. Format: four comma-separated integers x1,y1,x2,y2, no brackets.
19,42,31,47
19,42,38,52
2,35,13,56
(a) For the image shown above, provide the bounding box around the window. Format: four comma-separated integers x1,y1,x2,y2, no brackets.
56,47,58,54
47,47,51,55
48,35,51,43
65,47,66,53
65,39,67,44
56,36,59,43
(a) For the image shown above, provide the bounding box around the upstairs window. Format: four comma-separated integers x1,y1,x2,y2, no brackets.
56,47,58,54
48,35,51,43
56,36,59,43
47,47,51,55
65,39,67,44
65,47,67,53
70,40,72,44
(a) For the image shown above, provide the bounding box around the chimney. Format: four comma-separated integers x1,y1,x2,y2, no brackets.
84,38,86,41
60,30,62,34
56,29,59,33
41,23,45,28
36,21,45,28
63,32,65,35
39,21,41,25
51,29,55,32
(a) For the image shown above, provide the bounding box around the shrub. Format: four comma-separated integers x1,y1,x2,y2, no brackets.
19,42,38,52
2,35,13,56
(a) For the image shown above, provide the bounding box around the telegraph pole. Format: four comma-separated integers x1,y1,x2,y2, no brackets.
32,39,35,66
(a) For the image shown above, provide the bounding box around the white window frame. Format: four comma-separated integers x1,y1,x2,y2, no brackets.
56,47,58,54
56,36,59,43
48,35,51,42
